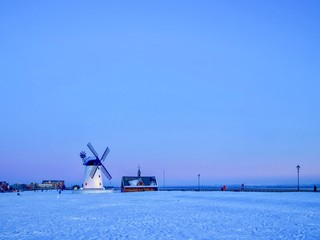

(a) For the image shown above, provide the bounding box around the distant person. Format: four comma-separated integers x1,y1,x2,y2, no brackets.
314,185,317,192
59,190,61,194
17,192,21,196
241,184,245,191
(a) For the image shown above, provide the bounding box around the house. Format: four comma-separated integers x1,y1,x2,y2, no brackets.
121,167,158,192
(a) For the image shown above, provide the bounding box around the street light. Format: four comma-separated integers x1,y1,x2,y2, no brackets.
296,165,300,192
198,174,200,191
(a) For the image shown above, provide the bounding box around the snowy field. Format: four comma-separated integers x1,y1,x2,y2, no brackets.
1,191,319,239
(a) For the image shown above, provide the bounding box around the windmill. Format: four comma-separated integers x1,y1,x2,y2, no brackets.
80,142,112,190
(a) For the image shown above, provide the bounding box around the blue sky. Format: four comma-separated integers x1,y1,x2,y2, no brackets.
1,1,319,186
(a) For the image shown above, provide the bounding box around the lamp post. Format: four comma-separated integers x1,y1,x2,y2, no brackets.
198,174,200,191
296,165,300,192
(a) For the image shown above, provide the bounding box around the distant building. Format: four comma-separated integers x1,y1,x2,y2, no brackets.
11,183,29,191
8,181,65,191
121,167,158,192
0,181,9,192
41,180,65,189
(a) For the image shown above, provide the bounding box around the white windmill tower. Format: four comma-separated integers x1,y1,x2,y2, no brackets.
79,142,112,190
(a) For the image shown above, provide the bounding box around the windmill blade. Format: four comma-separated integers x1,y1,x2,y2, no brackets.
101,164,112,180
100,147,110,162
87,142,99,160
90,166,99,178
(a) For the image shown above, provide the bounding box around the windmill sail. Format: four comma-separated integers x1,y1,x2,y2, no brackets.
101,147,110,162
90,166,99,178
101,164,112,180
87,142,99,159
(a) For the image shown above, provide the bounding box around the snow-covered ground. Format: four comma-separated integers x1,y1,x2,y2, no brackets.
1,191,319,239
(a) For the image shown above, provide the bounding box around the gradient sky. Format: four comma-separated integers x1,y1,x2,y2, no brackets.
1,1,319,186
